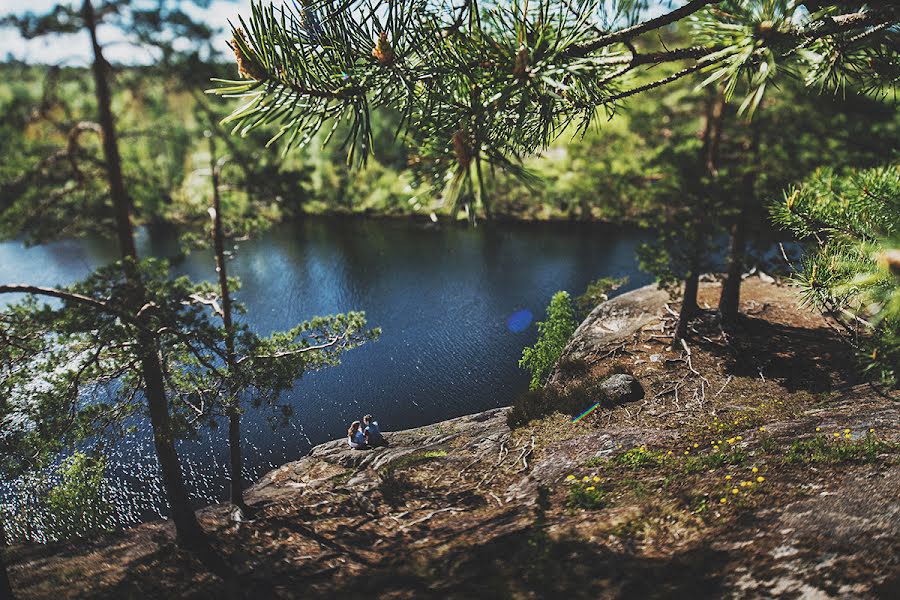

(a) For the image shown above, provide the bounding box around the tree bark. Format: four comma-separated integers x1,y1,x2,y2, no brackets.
208,137,247,513
674,87,724,342
83,0,206,549
0,518,14,600
675,267,700,342
719,124,761,325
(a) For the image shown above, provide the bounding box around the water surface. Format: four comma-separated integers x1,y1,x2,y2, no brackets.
0,217,652,535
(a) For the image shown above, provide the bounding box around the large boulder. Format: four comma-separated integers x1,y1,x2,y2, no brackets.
599,373,644,404
551,284,669,382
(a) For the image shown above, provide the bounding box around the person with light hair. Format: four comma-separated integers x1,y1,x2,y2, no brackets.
347,420,367,450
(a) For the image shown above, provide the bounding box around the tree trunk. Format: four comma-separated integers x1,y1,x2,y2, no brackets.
674,87,725,342
83,0,206,549
675,267,700,342
718,203,750,325
207,137,247,513
719,125,761,325
0,518,14,600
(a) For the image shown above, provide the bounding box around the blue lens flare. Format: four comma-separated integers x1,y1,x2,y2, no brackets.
506,308,533,333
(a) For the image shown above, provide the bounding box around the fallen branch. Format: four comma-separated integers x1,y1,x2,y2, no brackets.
400,507,464,530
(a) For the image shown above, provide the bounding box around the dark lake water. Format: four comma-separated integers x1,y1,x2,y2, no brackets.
0,217,653,538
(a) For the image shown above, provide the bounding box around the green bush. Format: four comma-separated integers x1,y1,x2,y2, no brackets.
45,452,112,540
520,291,578,390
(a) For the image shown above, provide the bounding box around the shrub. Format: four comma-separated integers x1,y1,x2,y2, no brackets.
507,377,611,428
45,451,112,540
520,291,577,390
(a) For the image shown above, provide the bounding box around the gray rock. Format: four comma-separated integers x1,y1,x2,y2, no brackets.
599,373,644,404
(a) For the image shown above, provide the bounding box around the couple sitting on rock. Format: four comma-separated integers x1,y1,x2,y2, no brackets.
347,414,386,450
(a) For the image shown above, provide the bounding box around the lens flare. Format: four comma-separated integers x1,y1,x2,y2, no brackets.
506,308,533,333
572,402,601,423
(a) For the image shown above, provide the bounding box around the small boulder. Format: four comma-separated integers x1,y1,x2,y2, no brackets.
599,374,644,405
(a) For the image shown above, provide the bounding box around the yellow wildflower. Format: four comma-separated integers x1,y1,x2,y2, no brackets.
582,476,590,482
725,475,732,480
720,498,727,504
869,428,875,433
815,427,821,432
759,427,766,432
732,488,739,495
566,475,575,481
834,433,840,438
756,476,765,483
751,467,758,473
693,443,699,448
593,476,601,483
586,486,596,491
844,428,850,433
845,433,851,439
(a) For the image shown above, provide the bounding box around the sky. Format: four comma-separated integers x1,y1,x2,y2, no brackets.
0,1,670,65
0,1,248,65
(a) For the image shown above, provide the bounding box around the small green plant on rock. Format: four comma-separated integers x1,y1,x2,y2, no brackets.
565,474,605,510
575,276,628,318
520,291,577,390
614,445,666,469
784,430,894,464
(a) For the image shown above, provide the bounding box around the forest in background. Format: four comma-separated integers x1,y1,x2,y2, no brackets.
2,23,896,233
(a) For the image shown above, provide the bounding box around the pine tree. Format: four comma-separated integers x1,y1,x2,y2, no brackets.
771,165,900,384
213,0,896,333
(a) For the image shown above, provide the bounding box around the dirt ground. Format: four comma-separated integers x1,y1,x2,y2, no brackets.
7,277,900,599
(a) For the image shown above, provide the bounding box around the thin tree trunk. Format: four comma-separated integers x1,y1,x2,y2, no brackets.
674,87,724,342
83,0,206,549
718,203,750,324
0,518,14,600
207,137,247,513
675,265,700,342
719,125,761,325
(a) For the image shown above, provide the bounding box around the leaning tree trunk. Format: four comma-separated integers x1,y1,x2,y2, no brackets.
207,138,248,514
719,125,761,326
84,0,207,549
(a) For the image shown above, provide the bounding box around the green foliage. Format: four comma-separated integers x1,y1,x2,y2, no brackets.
520,291,577,390
566,479,606,510
614,445,665,469
214,0,897,219
45,452,113,540
683,446,747,473
784,432,896,464
771,165,900,384
575,276,627,317
0,257,379,541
